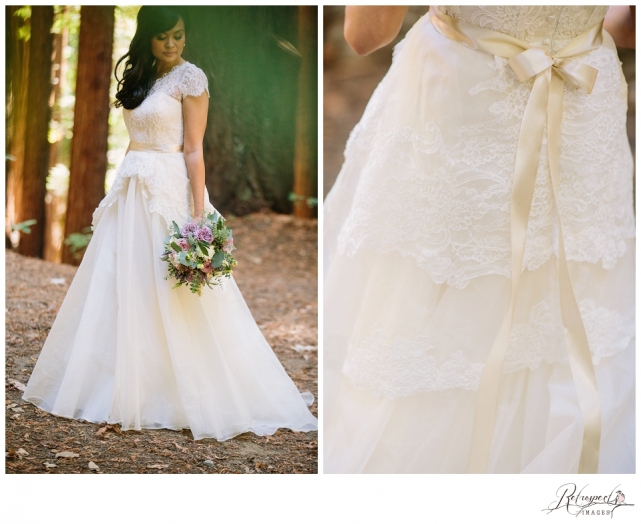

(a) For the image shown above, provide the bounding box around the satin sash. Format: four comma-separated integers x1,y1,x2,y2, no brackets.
429,7,603,474
129,141,183,153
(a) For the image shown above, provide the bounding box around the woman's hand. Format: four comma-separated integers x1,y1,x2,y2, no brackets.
183,91,209,218
344,6,409,55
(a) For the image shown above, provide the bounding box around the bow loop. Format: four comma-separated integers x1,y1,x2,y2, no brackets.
554,59,599,94
508,47,554,82
508,47,598,93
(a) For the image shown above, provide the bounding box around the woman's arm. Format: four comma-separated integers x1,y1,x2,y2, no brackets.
182,92,209,219
603,5,635,49
344,6,409,55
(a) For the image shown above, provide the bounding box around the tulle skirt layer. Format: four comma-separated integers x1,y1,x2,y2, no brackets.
324,246,635,473
23,176,318,441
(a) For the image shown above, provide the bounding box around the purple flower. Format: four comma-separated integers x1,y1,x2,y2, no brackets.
196,226,213,243
180,222,198,238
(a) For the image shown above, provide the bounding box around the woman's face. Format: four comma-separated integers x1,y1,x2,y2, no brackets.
150,18,185,65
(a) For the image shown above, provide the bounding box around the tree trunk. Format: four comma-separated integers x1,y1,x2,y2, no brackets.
6,6,30,247
183,6,301,215
62,6,114,265
17,6,54,258
44,7,68,263
292,6,318,218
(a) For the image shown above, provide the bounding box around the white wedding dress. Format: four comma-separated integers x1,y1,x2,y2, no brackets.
23,61,318,441
324,6,634,473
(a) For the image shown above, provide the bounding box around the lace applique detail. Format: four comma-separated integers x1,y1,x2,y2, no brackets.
343,333,483,398
150,62,209,101
438,6,608,53
92,152,191,229
177,64,209,99
343,299,634,399
334,16,635,289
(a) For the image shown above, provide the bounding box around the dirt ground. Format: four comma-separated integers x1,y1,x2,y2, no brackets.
5,211,318,474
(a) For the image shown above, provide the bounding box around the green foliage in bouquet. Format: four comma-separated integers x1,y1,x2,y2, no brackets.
160,210,237,295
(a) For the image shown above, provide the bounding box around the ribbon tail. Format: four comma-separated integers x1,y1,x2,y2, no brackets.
467,72,550,473
547,73,601,474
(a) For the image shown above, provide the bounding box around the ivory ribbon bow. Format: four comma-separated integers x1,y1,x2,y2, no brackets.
429,7,604,474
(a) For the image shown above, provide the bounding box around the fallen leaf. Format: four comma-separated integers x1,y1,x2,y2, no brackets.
10,407,25,413
147,464,167,469
246,255,262,265
43,462,57,468
16,448,29,456
49,278,66,285
292,344,317,352
95,427,107,436
88,461,99,470
202,460,215,467
55,451,79,458
8,379,26,392
7,403,17,409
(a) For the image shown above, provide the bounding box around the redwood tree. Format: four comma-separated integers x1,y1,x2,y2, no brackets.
292,6,318,218
5,5,30,247
17,6,54,258
62,6,114,264
183,6,306,215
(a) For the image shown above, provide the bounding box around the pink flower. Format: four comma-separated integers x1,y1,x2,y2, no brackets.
222,238,234,254
177,238,190,251
202,261,213,274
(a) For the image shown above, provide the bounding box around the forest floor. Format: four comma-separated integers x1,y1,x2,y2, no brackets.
5,211,318,474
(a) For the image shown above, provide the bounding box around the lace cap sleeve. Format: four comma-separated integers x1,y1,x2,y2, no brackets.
178,64,210,99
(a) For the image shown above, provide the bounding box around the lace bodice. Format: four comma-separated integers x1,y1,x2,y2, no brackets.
438,6,608,53
123,61,209,145
93,62,212,229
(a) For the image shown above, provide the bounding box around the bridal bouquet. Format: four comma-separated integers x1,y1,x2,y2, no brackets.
161,210,237,295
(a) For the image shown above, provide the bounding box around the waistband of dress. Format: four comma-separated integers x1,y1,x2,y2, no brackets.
129,141,183,153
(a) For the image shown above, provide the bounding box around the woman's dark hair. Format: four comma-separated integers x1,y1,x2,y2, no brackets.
114,6,185,110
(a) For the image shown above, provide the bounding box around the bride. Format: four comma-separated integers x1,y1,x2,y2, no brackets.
23,6,318,442
324,6,634,473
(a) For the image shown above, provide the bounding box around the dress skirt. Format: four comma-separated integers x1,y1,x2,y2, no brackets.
323,12,635,473
24,152,318,441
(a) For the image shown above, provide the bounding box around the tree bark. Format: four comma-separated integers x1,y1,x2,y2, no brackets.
6,6,29,247
17,6,54,258
44,7,68,263
62,6,114,265
292,6,318,218
183,6,302,215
